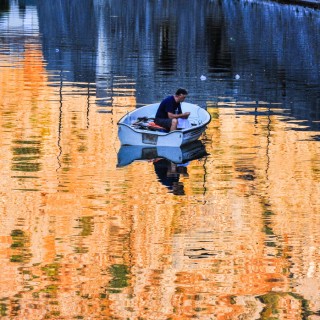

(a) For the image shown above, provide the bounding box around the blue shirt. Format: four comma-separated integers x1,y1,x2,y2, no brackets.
155,96,182,119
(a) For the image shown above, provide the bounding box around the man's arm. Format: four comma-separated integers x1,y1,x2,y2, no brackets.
168,112,190,119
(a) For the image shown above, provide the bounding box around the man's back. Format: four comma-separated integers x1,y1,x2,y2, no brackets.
155,96,181,119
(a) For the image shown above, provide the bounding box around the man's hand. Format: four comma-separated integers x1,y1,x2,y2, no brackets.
181,112,190,119
168,112,190,119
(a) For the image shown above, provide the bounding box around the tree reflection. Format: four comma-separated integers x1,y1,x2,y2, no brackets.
0,0,9,12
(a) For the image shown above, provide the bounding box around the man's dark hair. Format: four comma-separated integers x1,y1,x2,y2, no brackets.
175,88,188,96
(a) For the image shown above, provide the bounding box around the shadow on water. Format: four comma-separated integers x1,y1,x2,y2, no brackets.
0,0,10,12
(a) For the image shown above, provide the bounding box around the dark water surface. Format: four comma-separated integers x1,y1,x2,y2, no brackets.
0,0,320,319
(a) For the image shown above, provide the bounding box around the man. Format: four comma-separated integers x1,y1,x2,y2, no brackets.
154,88,190,131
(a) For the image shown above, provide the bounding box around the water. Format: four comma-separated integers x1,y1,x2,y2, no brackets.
0,0,320,319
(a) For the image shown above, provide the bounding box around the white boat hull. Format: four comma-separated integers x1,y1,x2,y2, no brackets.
117,102,211,147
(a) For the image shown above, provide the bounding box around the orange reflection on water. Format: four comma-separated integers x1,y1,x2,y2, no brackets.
1,46,320,320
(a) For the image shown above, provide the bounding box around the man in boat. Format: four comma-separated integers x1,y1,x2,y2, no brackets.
154,88,190,131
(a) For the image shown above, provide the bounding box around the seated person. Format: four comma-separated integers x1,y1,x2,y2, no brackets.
155,88,190,131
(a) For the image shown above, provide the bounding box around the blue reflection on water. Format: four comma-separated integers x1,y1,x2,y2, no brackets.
31,0,320,128
1,0,319,128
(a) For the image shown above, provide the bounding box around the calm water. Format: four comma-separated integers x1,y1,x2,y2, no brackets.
0,0,320,319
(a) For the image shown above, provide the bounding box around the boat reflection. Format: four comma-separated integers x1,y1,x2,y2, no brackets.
117,141,208,195
152,158,189,195
117,140,208,167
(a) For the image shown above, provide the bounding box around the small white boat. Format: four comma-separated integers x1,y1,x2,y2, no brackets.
117,102,211,147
